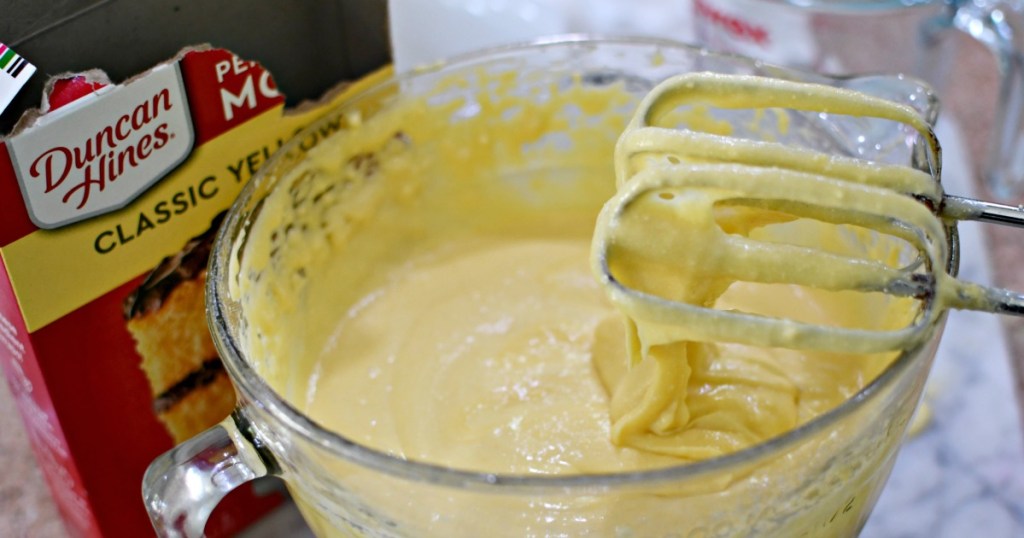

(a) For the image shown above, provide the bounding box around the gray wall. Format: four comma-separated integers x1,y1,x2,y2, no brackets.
1,0,391,132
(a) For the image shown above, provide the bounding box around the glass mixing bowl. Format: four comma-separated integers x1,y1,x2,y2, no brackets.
143,36,953,537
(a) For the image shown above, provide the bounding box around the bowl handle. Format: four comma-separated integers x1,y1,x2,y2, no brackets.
142,409,275,538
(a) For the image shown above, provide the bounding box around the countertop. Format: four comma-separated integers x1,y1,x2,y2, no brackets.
2,26,1024,538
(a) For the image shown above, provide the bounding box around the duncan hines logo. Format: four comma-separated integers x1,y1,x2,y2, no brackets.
8,62,194,229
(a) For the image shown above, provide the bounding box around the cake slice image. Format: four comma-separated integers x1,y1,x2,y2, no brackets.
124,212,235,443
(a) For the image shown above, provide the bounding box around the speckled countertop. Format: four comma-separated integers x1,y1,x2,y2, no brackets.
2,25,1024,538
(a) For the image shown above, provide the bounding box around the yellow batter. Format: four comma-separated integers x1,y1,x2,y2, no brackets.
231,70,922,475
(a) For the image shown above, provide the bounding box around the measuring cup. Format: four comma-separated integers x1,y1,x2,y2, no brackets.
693,0,1024,198
142,36,951,537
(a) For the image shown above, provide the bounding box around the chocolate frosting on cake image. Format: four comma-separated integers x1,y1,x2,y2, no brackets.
124,212,234,443
124,212,222,320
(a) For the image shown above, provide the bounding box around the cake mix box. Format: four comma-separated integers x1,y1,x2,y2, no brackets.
0,45,388,537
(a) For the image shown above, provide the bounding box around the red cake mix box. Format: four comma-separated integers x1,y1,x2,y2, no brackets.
0,45,388,537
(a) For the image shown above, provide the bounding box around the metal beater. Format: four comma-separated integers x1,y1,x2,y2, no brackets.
592,73,1024,355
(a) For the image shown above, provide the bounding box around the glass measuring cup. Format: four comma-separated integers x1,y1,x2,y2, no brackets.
142,36,953,537
693,0,1024,198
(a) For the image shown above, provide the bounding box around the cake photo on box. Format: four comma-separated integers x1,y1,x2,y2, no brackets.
123,212,235,443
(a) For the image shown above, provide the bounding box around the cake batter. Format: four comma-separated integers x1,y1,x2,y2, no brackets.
232,70,919,473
